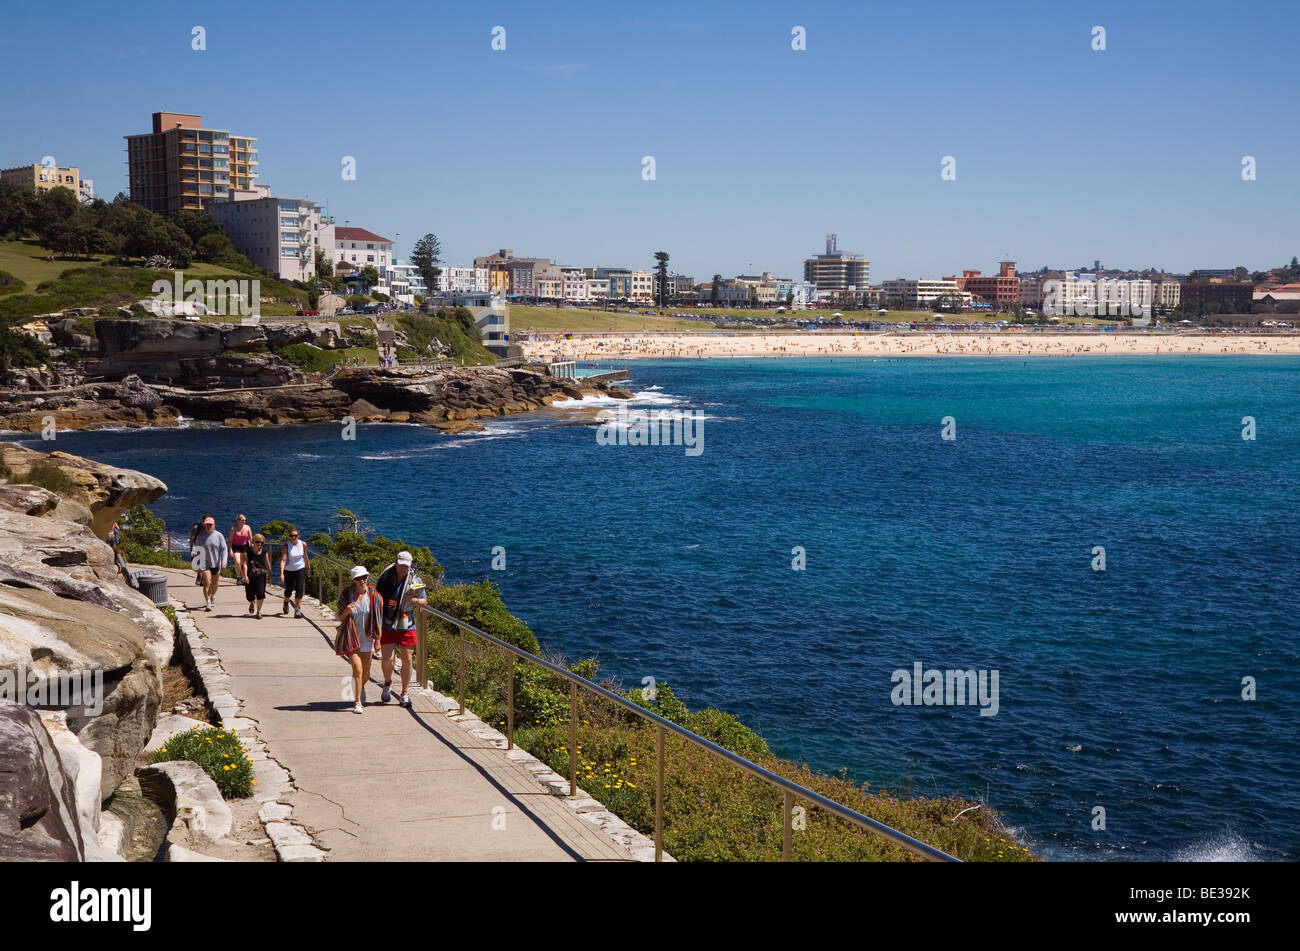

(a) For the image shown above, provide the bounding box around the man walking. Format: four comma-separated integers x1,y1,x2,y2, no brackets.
195,516,229,612
375,551,427,706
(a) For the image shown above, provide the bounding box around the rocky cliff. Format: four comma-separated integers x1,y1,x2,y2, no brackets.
0,447,170,861
0,362,629,435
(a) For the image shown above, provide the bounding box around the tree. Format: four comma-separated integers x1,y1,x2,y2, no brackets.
410,233,443,295
171,210,226,245
315,248,332,279
653,250,669,307
195,231,235,262
359,265,380,289
711,273,722,306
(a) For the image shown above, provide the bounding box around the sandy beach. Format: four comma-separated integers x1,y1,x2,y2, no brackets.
521,331,1300,361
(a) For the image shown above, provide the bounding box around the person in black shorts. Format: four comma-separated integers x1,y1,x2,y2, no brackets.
245,534,271,618
279,528,309,618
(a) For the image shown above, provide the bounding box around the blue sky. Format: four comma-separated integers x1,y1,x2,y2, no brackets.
1,0,1296,279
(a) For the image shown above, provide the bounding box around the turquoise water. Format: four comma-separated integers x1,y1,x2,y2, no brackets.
41,356,1300,860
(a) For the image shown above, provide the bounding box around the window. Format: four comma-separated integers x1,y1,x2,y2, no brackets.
199,184,213,194
198,144,211,154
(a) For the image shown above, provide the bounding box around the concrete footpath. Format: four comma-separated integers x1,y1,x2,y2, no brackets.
156,567,635,861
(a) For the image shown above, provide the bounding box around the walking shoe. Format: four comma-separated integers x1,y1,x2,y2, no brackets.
400,693,411,707
380,684,392,704
204,600,212,611
294,609,303,619
248,602,254,614
281,601,289,615
353,703,364,715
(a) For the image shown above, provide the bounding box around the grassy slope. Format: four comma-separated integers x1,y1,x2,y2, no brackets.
0,240,308,319
509,304,720,333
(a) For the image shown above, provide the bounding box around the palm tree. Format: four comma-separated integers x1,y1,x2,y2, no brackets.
711,273,722,306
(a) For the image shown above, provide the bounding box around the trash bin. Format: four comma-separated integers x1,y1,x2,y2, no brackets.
135,571,169,606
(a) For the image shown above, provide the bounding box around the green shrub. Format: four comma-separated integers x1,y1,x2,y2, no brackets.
149,725,255,799
22,462,79,497
0,269,24,294
0,462,11,482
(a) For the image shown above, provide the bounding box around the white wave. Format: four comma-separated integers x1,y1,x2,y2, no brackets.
294,453,323,459
551,389,683,408
1172,832,1264,862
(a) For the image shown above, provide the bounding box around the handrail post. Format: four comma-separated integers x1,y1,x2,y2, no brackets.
782,790,794,861
415,607,427,690
568,681,578,797
655,725,665,862
506,656,515,749
457,628,465,715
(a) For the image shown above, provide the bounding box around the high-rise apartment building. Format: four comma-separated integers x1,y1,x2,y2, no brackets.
803,234,870,292
125,112,258,214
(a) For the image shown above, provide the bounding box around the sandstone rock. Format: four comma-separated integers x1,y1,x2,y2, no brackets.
39,711,102,841
143,714,211,755
607,387,634,400
0,442,167,539
0,585,163,799
0,703,84,861
138,761,233,842
0,485,59,517
347,399,389,421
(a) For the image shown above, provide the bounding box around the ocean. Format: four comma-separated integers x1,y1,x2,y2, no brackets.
30,355,1300,861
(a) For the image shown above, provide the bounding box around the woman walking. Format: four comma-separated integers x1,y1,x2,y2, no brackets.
336,565,382,714
280,528,309,618
245,534,271,618
229,514,253,584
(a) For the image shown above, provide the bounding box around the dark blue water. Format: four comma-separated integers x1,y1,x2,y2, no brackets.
33,356,1300,860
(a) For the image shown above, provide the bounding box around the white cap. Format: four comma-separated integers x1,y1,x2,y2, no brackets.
396,551,413,565
350,565,369,579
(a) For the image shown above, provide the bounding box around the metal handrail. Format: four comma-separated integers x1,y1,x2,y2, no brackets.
306,544,958,862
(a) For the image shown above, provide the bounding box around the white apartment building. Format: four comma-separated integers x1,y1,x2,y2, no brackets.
630,269,656,301
586,277,610,300
319,225,394,293
1155,280,1181,308
205,192,322,282
388,261,428,305
1041,275,1154,317
880,279,962,308
436,266,490,293
562,268,588,301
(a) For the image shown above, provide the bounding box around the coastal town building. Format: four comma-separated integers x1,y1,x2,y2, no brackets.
630,269,656,302
125,112,257,214
1,163,84,199
1253,282,1300,304
947,261,1020,309
388,260,428,304
474,249,554,296
804,234,871,293
319,226,394,293
562,267,589,301
880,278,962,309
586,277,610,300
596,267,633,298
436,266,490,293
1155,280,1181,308
204,191,322,282
1180,279,1253,311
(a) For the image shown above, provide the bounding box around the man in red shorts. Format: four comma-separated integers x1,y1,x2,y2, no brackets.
375,551,427,706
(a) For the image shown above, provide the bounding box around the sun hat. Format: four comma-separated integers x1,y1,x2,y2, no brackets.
396,551,413,565
350,565,369,579
203,517,215,526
